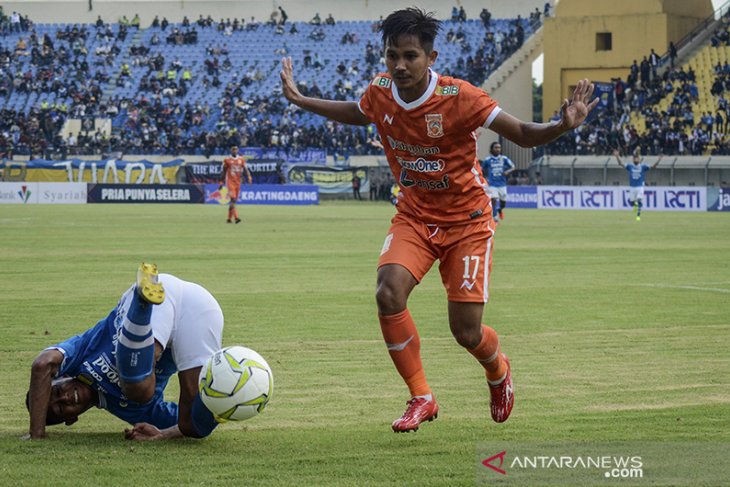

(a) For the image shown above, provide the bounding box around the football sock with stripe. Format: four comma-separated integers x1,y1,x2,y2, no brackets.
379,308,431,397
116,290,156,383
467,324,507,385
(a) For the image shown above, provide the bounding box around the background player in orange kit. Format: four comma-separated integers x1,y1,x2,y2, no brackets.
220,145,253,224
281,7,599,432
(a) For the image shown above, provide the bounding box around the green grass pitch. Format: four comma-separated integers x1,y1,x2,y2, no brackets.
0,203,728,485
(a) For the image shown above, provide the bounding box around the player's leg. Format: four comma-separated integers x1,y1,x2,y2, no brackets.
230,185,241,223
115,263,165,402
498,187,507,220
377,215,439,432
448,302,513,423
637,188,645,220
231,201,241,223
439,220,514,423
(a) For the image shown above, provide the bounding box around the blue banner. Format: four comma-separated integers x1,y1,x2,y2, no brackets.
204,184,319,205
506,186,538,208
707,187,730,211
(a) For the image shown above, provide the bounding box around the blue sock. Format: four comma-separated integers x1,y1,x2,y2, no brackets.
637,202,642,216
116,291,156,383
492,199,499,218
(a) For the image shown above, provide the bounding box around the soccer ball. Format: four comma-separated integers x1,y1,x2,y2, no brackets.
198,345,273,421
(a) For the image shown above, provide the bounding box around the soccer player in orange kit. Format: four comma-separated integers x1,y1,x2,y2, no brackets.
220,146,252,224
281,7,599,432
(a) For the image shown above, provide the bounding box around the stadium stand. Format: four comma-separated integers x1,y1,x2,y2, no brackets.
0,8,539,158
545,8,730,158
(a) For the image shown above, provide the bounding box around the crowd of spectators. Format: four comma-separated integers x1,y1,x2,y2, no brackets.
1,7,540,158
547,9,730,157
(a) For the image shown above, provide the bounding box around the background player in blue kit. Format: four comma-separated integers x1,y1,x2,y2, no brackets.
26,264,223,440
481,142,515,223
614,149,662,221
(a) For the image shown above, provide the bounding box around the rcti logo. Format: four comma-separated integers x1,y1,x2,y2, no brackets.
482,451,507,475
665,190,700,208
542,190,574,207
580,190,613,208
17,185,31,203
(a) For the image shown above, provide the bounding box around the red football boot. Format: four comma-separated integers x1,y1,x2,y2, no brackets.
392,397,439,432
489,354,514,423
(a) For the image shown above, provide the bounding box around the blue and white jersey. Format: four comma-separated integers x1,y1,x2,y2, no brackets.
50,308,179,428
48,274,224,428
625,163,651,187
482,155,515,188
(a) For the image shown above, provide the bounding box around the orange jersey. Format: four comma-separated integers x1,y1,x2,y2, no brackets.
222,156,249,187
358,70,501,225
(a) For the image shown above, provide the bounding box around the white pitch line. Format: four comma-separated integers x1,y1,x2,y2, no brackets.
638,283,730,294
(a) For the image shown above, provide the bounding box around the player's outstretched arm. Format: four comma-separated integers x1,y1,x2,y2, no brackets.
27,349,64,439
613,149,625,167
490,79,599,148
652,154,663,169
280,57,370,126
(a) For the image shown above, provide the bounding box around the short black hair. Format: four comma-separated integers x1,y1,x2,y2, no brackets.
379,7,440,53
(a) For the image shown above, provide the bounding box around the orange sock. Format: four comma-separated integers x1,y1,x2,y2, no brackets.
467,324,507,383
379,309,431,397
227,206,233,220
233,207,239,219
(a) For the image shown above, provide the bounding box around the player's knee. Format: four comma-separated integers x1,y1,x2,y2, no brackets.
452,328,481,349
375,282,406,314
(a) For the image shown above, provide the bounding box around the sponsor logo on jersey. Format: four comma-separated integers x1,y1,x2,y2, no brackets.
425,114,444,138
396,156,445,173
383,114,394,125
435,85,460,96
373,76,392,88
400,173,450,190
386,136,440,156
82,354,121,387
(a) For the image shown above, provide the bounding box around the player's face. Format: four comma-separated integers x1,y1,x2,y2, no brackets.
231,147,238,156
384,34,437,101
491,144,502,156
633,156,640,165
47,378,95,424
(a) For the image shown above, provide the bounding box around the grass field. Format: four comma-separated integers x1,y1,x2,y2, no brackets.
0,203,728,486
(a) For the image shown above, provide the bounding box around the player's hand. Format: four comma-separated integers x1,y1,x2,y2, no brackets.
280,56,302,103
124,422,163,441
560,79,600,130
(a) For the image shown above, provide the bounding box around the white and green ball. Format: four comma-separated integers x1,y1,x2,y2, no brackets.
199,346,273,421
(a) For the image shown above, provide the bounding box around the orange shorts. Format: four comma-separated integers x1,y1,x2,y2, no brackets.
227,184,240,201
378,212,496,303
